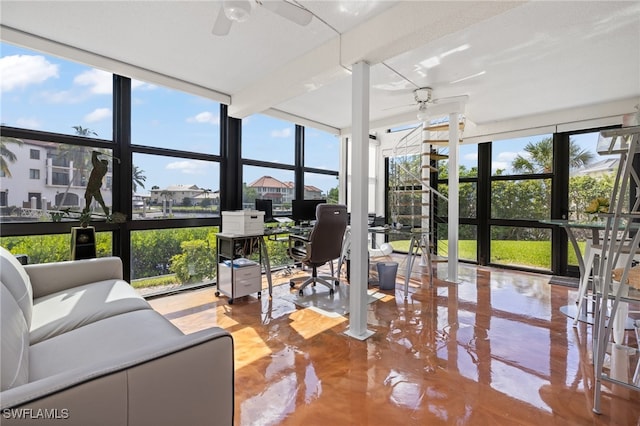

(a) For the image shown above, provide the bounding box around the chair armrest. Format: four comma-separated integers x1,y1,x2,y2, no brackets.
288,235,311,262
25,257,124,298
0,327,234,426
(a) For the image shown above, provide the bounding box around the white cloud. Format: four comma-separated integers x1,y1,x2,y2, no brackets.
271,128,292,138
74,69,112,94
131,79,156,91
85,108,112,123
166,160,208,175
0,54,58,93
492,161,509,172
186,111,219,125
496,151,521,163
40,89,78,104
463,152,478,161
15,118,41,128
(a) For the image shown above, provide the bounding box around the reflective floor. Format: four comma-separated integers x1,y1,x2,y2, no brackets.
149,262,640,425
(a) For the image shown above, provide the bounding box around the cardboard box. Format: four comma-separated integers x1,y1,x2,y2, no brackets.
222,210,265,235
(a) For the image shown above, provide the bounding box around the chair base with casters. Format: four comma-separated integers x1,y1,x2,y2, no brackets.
290,261,340,296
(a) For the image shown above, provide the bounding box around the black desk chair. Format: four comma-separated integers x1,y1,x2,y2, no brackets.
288,204,348,295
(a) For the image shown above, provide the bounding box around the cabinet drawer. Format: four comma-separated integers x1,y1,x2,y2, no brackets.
235,278,261,293
234,265,260,280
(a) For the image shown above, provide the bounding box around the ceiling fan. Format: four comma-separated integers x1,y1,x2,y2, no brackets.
386,87,468,121
212,0,313,36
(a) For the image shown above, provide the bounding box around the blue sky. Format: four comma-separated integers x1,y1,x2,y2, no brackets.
0,42,340,195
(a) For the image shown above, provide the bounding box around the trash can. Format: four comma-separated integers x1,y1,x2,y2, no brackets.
377,262,398,290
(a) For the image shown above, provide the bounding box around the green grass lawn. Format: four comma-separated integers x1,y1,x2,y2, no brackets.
389,239,586,270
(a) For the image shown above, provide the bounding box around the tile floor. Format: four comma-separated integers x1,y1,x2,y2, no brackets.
149,261,640,425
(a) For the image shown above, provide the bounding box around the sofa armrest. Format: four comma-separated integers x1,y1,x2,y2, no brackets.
25,257,124,298
0,327,234,426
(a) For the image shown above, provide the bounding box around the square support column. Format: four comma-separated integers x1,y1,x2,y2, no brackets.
345,61,374,340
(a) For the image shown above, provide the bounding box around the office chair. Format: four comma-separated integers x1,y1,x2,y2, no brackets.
288,204,348,295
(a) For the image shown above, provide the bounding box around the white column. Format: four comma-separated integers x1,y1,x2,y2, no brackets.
30,196,37,210
345,61,374,340
447,112,459,282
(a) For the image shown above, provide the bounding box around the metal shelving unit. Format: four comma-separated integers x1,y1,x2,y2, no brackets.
591,126,640,413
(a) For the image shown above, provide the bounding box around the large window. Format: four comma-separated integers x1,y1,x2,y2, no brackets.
304,172,338,203
242,115,294,165
304,127,340,170
488,134,553,271
243,165,294,211
132,153,219,220
131,86,220,155
130,227,219,296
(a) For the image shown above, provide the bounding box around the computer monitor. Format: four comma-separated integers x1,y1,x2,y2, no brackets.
292,199,326,223
254,199,274,222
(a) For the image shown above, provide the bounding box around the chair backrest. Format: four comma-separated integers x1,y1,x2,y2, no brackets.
306,204,348,265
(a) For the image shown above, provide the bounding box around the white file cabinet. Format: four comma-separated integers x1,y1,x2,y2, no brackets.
215,233,263,304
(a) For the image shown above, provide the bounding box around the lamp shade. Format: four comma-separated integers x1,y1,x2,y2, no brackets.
416,103,429,121
223,0,251,22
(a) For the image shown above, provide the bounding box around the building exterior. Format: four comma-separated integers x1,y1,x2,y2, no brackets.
0,139,112,212
149,184,209,206
247,176,323,204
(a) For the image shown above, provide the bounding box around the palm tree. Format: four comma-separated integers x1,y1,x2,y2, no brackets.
72,126,98,137
0,135,24,177
132,165,146,193
512,137,593,173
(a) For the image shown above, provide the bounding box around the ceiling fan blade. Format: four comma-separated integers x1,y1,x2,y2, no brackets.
382,102,415,111
261,0,313,26
432,94,469,105
212,5,233,36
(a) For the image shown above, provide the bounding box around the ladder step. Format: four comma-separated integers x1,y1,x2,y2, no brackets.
421,165,438,171
422,153,449,160
424,139,463,145
424,123,465,132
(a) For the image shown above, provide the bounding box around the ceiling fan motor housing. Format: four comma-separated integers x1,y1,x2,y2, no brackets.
414,87,433,103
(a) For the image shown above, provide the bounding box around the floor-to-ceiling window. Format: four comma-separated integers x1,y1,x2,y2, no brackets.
488,134,554,271
387,127,622,275
304,126,341,203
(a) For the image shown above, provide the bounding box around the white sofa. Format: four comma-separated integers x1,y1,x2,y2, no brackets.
0,246,233,425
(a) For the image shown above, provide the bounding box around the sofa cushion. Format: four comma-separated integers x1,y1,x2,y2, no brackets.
30,279,152,345
29,310,184,381
1,283,29,391
0,246,33,327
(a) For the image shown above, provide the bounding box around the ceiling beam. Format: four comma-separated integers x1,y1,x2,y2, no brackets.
228,1,525,120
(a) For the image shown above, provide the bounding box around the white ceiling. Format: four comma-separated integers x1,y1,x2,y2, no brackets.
2,1,639,135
